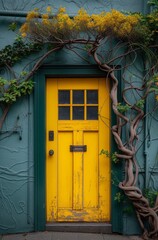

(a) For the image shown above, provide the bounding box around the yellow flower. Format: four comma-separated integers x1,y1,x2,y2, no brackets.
155,95,158,101
59,7,66,13
46,6,52,12
21,32,27,38
26,11,39,21
74,8,91,31
42,19,50,25
127,15,139,26
20,23,29,34
42,14,49,19
56,12,73,31
87,21,95,29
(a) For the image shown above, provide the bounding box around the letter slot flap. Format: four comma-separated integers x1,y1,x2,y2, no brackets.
70,145,87,152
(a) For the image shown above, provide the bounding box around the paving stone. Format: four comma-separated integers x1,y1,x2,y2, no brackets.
2,232,52,240
2,233,27,240
1,232,142,240
102,234,131,240
51,232,78,240
129,236,143,240
26,231,52,240
75,232,102,240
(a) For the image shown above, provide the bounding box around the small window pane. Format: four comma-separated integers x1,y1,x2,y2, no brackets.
73,106,84,120
73,90,84,104
87,106,98,120
87,90,98,104
59,107,70,120
58,90,70,104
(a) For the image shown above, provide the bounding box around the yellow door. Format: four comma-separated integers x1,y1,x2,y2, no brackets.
46,77,110,222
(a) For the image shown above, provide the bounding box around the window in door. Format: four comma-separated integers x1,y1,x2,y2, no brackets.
58,89,98,120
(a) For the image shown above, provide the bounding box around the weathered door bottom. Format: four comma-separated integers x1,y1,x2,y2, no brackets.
46,223,112,233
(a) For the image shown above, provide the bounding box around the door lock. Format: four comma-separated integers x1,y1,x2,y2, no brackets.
49,149,54,156
49,131,54,141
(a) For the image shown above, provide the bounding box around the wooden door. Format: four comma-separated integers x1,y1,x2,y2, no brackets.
46,77,110,222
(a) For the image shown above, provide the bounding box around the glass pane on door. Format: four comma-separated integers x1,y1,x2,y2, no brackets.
73,106,84,120
87,106,98,120
58,90,70,104
73,90,84,104
59,106,70,120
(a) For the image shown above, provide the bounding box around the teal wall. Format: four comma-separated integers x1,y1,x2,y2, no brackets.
0,0,157,236
0,0,148,14
0,96,34,233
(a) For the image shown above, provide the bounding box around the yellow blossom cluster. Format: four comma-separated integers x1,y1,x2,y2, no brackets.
73,9,92,31
56,7,74,31
26,10,39,21
42,14,50,25
89,10,140,37
20,7,140,40
46,6,52,13
20,23,29,38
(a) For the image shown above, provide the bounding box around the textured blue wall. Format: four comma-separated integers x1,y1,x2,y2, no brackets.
0,96,34,233
0,0,157,235
0,0,148,14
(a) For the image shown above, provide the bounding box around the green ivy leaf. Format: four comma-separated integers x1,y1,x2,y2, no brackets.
135,99,145,109
117,103,131,113
8,22,17,31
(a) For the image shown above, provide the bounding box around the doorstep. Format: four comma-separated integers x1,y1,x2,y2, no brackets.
46,222,112,233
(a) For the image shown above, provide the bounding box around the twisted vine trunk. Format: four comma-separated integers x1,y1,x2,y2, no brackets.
110,73,158,239
90,44,158,239
0,104,10,130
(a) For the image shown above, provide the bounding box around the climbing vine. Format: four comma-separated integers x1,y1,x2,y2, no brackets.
0,38,42,67
0,77,33,103
0,1,158,239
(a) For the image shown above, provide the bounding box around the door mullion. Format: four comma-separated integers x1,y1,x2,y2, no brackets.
73,130,83,210
70,90,72,120
84,90,87,120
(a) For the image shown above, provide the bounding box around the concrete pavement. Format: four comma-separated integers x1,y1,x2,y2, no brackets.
0,232,143,240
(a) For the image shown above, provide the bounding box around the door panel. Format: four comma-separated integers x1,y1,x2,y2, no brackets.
58,131,73,208
46,77,110,222
84,131,98,208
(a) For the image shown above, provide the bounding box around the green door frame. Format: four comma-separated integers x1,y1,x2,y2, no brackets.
34,65,123,232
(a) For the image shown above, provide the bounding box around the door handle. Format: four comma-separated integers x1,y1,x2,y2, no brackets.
49,149,54,156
